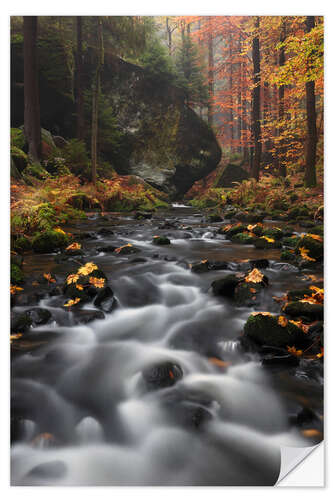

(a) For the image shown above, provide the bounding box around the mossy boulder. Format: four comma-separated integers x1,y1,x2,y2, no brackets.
11,146,28,172
254,237,282,249
231,232,256,244
11,263,24,284
287,289,314,301
234,282,263,306
114,244,140,255
262,227,284,240
284,301,323,321
11,128,25,149
289,206,310,219
282,236,300,248
211,274,240,297
32,229,70,253
280,249,297,263
12,236,31,253
152,236,171,245
63,263,108,303
223,224,248,238
295,234,323,261
243,313,304,347
22,163,49,184
236,211,265,223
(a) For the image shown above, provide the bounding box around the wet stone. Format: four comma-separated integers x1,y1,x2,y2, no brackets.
142,361,183,390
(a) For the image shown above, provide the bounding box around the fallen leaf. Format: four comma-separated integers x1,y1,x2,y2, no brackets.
301,429,322,438
64,297,81,307
114,243,133,253
307,234,323,242
89,276,105,288
78,262,98,275
287,345,303,357
251,312,272,317
10,285,23,295
299,247,316,262
43,272,56,283
66,242,82,251
66,273,79,284
10,333,23,342
278,316,288,327
245,268,264,284
208,357,230,368
260,236,275,243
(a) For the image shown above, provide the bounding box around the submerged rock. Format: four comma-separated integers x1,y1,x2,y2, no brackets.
152,235,171,245
94,286,117,313
211,274,240,298
142,361,183,390
284,301,323,321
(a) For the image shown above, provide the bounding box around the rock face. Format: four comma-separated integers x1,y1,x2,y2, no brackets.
90,55,221,198
214,163,249,188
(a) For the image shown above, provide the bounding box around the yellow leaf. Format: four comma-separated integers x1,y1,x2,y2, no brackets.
299,247,316,262
66,242,81,251
251,312,272,317
10,333,23,342
278,316,288,327
260,236,275,243
287,345,303,357
43,272,56,283
245,268,264,284
114,243,132,254
307,234,323,242
89,276,105,288
64,297,81,307
66,273,79,284
10,285,23,295
77,262,98,275
76,284,84,291
54,227,66,235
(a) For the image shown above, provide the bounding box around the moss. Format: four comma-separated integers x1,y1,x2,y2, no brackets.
289,206,309,218
224,224,248,238
295,235,323,261
11,128,25,149
11,263,24,284
211,274,240,297
280,249,297,263
254,237,282,249
231,232,256,244
310,225,324,236
263,227,284,240
284,301,323,321
234,282,262,306
282,236,301,248
13,236,31,253
32,229,70,253
287,289,313,301
243,313,304,347
11,146,28,172
152,235,171,245
22,163,50,183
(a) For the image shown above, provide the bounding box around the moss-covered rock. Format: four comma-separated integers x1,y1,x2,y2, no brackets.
254,237,282,249
231,232,256,244
11,146,28,173
12,236,31,253
234,282,263,306
32,229,70,253
243,313,304,347
11,263,24,284
223,224,248,238
11,128,25,149
22,163,50,184
114,244,140,255
282,236,301,248
289,206,310,218
152,235,171,245
280,249,298,263
211,274,240,297
284,301,323,321
262,227,284,240
295,234,323,261
286,289,314,301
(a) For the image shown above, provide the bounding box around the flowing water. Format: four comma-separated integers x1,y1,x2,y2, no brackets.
10,206,323,486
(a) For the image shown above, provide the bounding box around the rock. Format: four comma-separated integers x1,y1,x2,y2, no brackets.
254,237,282,249
214,163,249,188
223,224,248,238
262,354,299,367
142,361,183,390
26,460,67,480
284,301,323,321
134,211,152,220
114,244,140,255
298,220,315,228
63,264,108,302
190,260,210,273
208,261,229,271
243,313,304,348
208,214,223,222
152,236,171,245
72,309,105,324
231,232,256,244
234,282,263,306
91,54,221,198
98,227,114,236
94,286,117,313
249,259,269,269
235,211,265,223
130,257,147,263
287,289,313,301
282,236,300,248
263,228,284,240
78,231,97,240
53,135,68,149
211,274,240,297
32,230,70,253
295,234,323,261
97,245,117,253
12,236,32,253
26,308,52,326
280,249,298,263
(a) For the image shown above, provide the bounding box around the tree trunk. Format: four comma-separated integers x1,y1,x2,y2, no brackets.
23,16,41,163
250,16,261,181
304,16,317,187
277,18,286,176
76,16,84,140
91,17,104,186
207,17,214,127
166,17,172,56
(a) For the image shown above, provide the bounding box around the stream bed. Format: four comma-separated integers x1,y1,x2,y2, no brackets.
10,206,323,486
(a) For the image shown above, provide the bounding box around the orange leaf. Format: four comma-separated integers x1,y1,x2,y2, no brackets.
64,297,81,307
208,357,230,368
89,276,105,288
43,272,56,283
245,268,264,284
66,242,82,251
278,316,288,327
287,345,303,357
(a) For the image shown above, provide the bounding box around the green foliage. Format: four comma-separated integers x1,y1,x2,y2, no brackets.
11,128,25,149
11,263,24,284
62,139,89,176
189,188,226,209
12,236,32,253
141,42,175,83
174,36,208,105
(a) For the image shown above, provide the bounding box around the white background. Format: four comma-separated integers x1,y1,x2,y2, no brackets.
0,0,330,496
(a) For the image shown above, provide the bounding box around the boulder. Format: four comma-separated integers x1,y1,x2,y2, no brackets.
295,234,323,261
243,313,304,348
254,237,282,249
284,301,323,321
152,235,171,245
231,232,256,244
142,361,183,390
214,163,250,188
32,230,70,253
211,274,240,297
94,286,117,313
